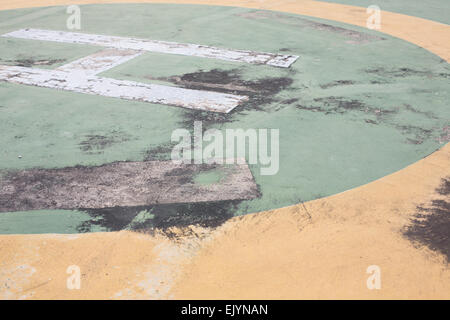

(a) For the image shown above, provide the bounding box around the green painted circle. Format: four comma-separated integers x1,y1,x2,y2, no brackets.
0,3,448,234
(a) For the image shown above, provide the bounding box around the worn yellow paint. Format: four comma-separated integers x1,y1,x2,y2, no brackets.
1,0,449,299
1,144,448,299
171,144,450,299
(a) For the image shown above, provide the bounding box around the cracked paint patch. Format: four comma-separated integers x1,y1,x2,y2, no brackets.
0,161,259,212
57,48,143,76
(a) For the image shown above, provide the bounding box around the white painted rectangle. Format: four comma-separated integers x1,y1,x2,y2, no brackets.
3,28,299,68
0,65,247,113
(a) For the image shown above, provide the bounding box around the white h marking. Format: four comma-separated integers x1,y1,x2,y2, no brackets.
0,29,299,112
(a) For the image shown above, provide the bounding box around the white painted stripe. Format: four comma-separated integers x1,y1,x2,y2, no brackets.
0,65,247,113
2,28,299,68
57,48,143,76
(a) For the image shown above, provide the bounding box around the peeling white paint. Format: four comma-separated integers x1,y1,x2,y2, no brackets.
57,48,143,76
2,28,299,67
0,65,247,112
0,28,301,111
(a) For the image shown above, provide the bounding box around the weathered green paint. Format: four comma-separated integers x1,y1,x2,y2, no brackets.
125,210,155,230
0,210,107,234
0,4,448,234
193,168,227,185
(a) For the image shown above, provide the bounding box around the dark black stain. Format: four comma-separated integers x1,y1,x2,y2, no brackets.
143,142,177,161
296,97,439,144
173,69,293,97
295,105,324,113
406,138,424,145
298,98,436,127
404,177,450,262
366,67,450,79
180,69,240,85
77,206,140,232
180,109,233,129
152,200,241,230
436,178,450,196
320,80,356,89
404,104,437,120
3,58,66,67
395,124,432,145
77,199,242,234
79,131,130,154
315,97,366,111
165,68,294,128
281,98,299,105
299,96,386,115
370,80,389,84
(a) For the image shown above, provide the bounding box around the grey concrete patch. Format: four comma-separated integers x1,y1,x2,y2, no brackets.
0,161,259,212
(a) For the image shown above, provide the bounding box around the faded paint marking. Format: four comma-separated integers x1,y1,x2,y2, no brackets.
2,28,299,68
0,65,247,113
0,161,259,212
